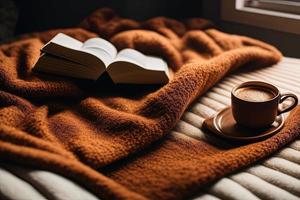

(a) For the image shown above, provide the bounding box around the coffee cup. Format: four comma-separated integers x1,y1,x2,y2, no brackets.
231,81,298,129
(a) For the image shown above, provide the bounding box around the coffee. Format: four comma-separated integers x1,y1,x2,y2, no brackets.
232,81,298,128
235,86,275,102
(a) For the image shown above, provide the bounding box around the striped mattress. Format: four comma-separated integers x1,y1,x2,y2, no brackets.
0,57,299,200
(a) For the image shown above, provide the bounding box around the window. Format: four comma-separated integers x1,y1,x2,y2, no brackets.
221,0,300,34
245,0,300,15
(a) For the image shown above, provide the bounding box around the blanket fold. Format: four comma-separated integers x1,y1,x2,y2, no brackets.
1,8,299,200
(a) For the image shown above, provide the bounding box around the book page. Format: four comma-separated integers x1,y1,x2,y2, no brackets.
49,33,83,50
81,38,117,66
115,49,168,72
144,55,169,77
107,48,170,84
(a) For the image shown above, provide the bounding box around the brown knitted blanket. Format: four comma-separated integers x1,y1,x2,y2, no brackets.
1,8,300,200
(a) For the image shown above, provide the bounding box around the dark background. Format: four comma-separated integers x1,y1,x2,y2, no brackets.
1,0,299,57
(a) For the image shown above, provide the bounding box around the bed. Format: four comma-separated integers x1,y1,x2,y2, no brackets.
0,56,299,200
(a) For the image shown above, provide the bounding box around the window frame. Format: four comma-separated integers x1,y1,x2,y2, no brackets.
221,0,300,35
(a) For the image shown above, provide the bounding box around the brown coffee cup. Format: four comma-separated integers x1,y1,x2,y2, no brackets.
231,81,298,129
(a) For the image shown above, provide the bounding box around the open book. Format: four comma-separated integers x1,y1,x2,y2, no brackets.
33,33,171,84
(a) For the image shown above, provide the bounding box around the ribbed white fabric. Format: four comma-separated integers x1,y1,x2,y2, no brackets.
0,57,299,200
5,164,99,200
0,164,100,200
0,168,47,200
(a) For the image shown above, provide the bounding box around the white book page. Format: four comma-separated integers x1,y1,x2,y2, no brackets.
81,38,117,66
50,33,83,50
144,55,169,73
115,49,168,71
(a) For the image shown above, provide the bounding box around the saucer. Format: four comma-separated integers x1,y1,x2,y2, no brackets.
202,107,284,142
